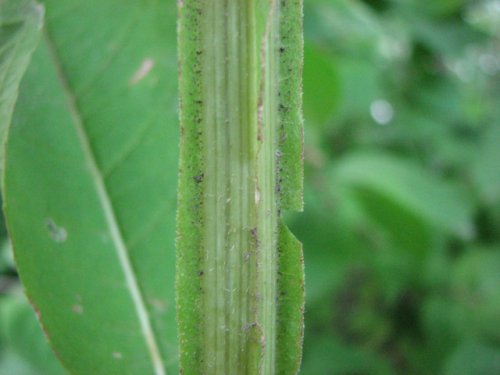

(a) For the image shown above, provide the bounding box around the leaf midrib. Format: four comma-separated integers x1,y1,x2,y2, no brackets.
42,28,166,375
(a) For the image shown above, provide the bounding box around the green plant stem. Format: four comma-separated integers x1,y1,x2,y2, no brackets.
177,0,304,373
201,1,273,372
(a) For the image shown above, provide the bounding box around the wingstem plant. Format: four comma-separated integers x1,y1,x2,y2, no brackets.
177,1,304,374
1,0,303,373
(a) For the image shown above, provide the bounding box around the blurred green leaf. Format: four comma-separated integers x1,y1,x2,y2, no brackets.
290,205,353,303
472,123,500,203
0,0,43,169
421,297,462,369
396,0,467,17
303,45,339,127
0,293,68,375
352,187,436,299
0,240,14,274
450,247,500,340
444,341,500,375
300,0,500,373
334,151,474,237
302,335,395,375
305,0,385,55
0,350,41,375
337,57,383,122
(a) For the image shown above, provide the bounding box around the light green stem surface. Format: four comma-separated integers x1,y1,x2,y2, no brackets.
177,1,304,374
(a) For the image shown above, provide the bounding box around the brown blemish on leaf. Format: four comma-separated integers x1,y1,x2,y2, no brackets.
72,304,84,315
129,58,155,86
45,218,67,243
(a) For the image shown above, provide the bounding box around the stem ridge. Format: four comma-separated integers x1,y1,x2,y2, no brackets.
177,1,304,373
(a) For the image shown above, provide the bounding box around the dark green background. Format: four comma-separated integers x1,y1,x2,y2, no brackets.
1,0,499,374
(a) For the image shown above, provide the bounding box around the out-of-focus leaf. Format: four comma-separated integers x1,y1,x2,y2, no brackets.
0,0,43,169
290,205,352,303
3,1,179,374
465,2,500,35
0,240,14,274
337,58,383,122
0,350,40,375
397,5,486,56
289,180,370,303
303,44,339,127
414,80,468,127
352,187,436,299
472,123,500,203
450,248,500,340
300,0,500,373
444,341,500,375
301,335,395,375
305,0,384,55
333,151,474,237
421,297,462,370
397,0,467,17
422,247,500,365
0,293,68,375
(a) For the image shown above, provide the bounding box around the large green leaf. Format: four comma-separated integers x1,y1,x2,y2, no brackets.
3,1,179,374
0,0,43,167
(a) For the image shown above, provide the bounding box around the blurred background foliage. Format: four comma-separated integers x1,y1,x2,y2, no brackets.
1,0,499,374
294,0,500,373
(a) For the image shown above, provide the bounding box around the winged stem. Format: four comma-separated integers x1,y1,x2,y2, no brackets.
177,1,304,373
